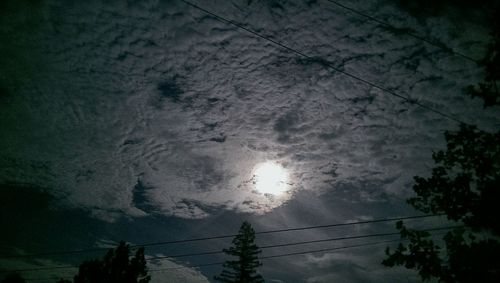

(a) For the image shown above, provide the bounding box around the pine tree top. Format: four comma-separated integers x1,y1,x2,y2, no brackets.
215,221,264,283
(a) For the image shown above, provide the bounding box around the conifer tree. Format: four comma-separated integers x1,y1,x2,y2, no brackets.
382,6,500,280
382,124,500,282
73,241,150,283
215,221,264,283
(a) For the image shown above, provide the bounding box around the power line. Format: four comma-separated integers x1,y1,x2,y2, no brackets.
140,214,443,249
21,232,449,281
255,214,444,235
262,239,403,260
149,232,448,273
0,214,442,259
5,225,456,274
151,240,401,271
259,225,457,250
9,238,429,281
179,0,467,125
147,225,455,261
325,0,479,63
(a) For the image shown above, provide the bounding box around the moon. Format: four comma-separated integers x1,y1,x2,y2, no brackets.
253,162,289,195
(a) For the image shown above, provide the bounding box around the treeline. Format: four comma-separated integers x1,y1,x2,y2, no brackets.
1,221,264,283
2,241,150,283
382,2,500,282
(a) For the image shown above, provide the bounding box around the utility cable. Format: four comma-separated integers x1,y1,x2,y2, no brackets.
325,0,478,63
21,232,448,281
5,224,455,274
179,0,467,125
150,232,448,272
0,214,443,259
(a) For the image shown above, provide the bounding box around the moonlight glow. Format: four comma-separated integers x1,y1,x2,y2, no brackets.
253,162,289,195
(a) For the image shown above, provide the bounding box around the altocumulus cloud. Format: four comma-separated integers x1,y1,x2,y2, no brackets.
0,0,497,222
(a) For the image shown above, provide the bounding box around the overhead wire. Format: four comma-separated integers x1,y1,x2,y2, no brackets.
4,0,472,265
4,224,457,274
20,238,382,281
324,0,479,63
151,236,436,272
0,214,443,260
179,0,468,125
1,2,478,279
23,232,449,281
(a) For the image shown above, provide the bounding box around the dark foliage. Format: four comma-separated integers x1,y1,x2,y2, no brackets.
383,124,500,282
466,7,500,107
393,0,500,107
215,221,264,283
409,125,500,233
73,241,150,283
383,5,500,278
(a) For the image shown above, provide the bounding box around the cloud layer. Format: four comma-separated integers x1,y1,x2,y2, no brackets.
0,0,497,222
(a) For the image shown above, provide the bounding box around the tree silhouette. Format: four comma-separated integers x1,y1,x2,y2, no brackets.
383,124,500,282
1,273,26,283
466,5,500,107
215,221,264,283
73,241,150,283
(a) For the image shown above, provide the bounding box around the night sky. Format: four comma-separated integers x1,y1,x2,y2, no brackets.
1,0,499,282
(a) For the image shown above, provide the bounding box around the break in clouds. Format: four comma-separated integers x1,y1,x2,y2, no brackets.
0,0,497,221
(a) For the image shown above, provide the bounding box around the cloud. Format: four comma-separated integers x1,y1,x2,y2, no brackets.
0,0,497,223
147,258,210,283
302,247,421,283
